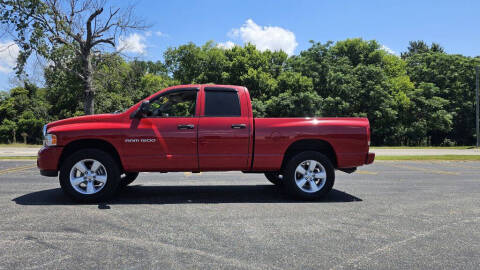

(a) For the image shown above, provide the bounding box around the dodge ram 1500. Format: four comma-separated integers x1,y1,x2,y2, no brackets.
38,84,375,202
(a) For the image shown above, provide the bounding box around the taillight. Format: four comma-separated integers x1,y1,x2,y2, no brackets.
367,125,371,147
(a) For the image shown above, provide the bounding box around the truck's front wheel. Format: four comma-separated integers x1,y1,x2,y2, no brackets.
59,149,120,202
283,151,335,200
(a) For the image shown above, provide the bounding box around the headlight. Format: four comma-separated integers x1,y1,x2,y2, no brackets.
43,134,57,146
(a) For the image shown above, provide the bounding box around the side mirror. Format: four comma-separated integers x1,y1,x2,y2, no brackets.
131,100,150,118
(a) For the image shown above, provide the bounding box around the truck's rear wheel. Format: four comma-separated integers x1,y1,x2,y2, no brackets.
120,172,139,187
264,172,283,186
283,151,335,200
59,149,120,202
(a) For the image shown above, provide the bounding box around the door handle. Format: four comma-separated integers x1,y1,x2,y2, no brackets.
178,124,195,130
231,124,246,129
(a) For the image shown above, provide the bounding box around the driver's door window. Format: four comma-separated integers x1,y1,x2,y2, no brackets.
148,90,197,117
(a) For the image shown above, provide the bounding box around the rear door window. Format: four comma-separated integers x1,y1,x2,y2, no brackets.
204,89,241,117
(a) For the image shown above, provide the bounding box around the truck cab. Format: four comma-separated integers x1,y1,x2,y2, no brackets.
122,85,253,172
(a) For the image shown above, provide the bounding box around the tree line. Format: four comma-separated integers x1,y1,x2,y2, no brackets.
0,39,479,146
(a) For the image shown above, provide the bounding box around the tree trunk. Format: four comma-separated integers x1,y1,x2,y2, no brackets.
84,85,94,115
82,52,95,115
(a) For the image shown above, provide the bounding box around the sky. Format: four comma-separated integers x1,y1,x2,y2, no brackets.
1,0,480,90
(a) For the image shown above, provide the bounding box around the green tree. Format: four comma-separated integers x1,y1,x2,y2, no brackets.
0,84,50,143
0,0,145,114
164,42,288,100
0,37,477,146
404,49,479,145
406,83,452,145
264,91,322,117
0,119,17,143
401,40,445,59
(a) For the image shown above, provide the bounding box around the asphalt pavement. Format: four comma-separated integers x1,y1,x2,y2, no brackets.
0,160,479,269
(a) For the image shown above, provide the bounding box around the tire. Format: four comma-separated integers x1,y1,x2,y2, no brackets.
264,172,283,186
120,172,139,187
282,151,335,200
59,149,121,202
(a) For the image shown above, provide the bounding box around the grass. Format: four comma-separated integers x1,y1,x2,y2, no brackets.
0,143,42,148
371,146,475,149
0,156,36,160
375,155,480,161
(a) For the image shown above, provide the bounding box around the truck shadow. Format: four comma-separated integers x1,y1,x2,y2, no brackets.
13,185,362,206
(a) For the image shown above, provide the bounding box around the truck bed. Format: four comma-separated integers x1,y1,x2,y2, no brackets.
252,117,370,170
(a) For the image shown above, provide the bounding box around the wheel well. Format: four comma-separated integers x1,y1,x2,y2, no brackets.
282,139,337,169
58,139,123,171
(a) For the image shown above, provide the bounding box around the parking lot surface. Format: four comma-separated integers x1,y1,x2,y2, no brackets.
0,160,479,269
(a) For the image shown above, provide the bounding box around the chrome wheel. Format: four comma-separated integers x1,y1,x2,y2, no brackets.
69,159,108,195
294,160,327,193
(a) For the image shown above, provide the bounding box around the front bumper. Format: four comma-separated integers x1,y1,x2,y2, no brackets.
365,152,375,164
37,146,63,176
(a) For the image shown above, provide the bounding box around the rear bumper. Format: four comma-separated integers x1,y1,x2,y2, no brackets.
365,152,375,164
37,146,63,176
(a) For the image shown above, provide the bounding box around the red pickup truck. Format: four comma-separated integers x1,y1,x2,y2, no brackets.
38,84,374,202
